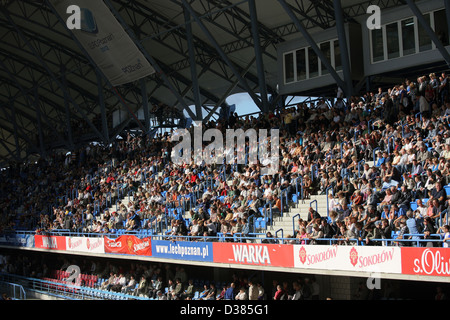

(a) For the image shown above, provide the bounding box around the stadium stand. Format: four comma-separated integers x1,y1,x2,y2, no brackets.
1,70,450,248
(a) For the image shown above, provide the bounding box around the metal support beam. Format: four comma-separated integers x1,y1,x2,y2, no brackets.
0,102,37,150
0,139,20,163
445,0,450,46
184,7,203,121
248,0,269,113
101,0,197,120
44,0,148,134
405,0,450,67
0,56,70,150
140,79,150,133
61,65,74,150
203,56,257,123
277,0,347,92
96,69,109,144
333,0,354,100
34,87,46,159
181,0,263,112
0,7,108,145
10,99,21,160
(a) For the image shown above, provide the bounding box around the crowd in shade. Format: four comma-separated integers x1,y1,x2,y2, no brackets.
1,71,450,247
0,251,327,300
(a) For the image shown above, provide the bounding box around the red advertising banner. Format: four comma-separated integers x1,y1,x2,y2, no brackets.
213,242,294,267
35,235,66,250
401,247,450,277
104,235,152,256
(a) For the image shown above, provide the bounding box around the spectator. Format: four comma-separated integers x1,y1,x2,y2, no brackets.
273,284,285,300
235,287,248,300
224,282,236,300
437,224,450,248
405,210,421,246
121,275,136,294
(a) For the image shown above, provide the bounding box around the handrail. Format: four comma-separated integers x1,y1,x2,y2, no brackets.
310,199,318,213
368,119,373,134
325,186,334,218
310,164,318,182
275,228,284,243
292,213,301,238
6,230,449,247
358,159,365,178
387,134,395,154
294,176,303,203
0,281,26,300
280,189,289,217
415,112,422,121
0,273,148,301
373,147,380,166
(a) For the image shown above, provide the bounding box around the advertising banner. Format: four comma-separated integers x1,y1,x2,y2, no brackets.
213,242,294,267
104,235,151,256
401,247,450,277
50,0,155,86
152,240,213,262
293,245,402,274
34,235,67,250
66,236,104,254
0,233,34,248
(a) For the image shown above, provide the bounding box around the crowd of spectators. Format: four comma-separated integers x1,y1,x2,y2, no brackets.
0,71,450,247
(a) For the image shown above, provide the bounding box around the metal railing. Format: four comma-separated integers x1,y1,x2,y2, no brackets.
0,281,26,300
0,273,149,301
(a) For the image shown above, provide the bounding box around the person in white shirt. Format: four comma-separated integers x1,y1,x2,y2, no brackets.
235,287,248,300
248,280,259,300
121,276,136,294
291,282,302,300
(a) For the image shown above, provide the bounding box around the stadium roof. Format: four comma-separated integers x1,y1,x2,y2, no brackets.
0,0,413,166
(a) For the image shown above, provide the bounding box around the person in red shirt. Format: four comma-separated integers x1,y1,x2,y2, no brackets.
189,172,198,184
273,284,285,300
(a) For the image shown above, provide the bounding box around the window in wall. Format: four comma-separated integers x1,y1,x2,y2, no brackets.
418,13,432,52
296,49,306,81
320,41,331,75
386,22,400,59
308,47,319,78
284,52,294,83
371,28,384,62
402,17,416,56
434,9,449,46
334,40,342,71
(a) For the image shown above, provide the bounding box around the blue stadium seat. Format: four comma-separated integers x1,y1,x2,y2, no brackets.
444,185,450,196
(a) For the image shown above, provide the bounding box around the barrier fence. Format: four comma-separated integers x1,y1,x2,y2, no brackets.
1,231,450,278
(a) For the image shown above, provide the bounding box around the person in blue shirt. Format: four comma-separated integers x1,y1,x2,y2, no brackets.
224,282,236,300
405,210,421,245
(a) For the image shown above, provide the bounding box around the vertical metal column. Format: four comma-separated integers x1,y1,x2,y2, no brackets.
140,79,150,133
181,0,263,111
96,69,109,144
101,0,197,120
10,99,21,160
1,8,108,145
61,66,74,150
333,0,354,101
277,0,346,91
445,0,450,46
405,0,450,67
34,87,46,159
249,0,269,113
184,7,203,120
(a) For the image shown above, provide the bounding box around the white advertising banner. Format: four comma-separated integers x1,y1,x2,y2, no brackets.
66,236,105,254
293,245,402,274
51,0,155,86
